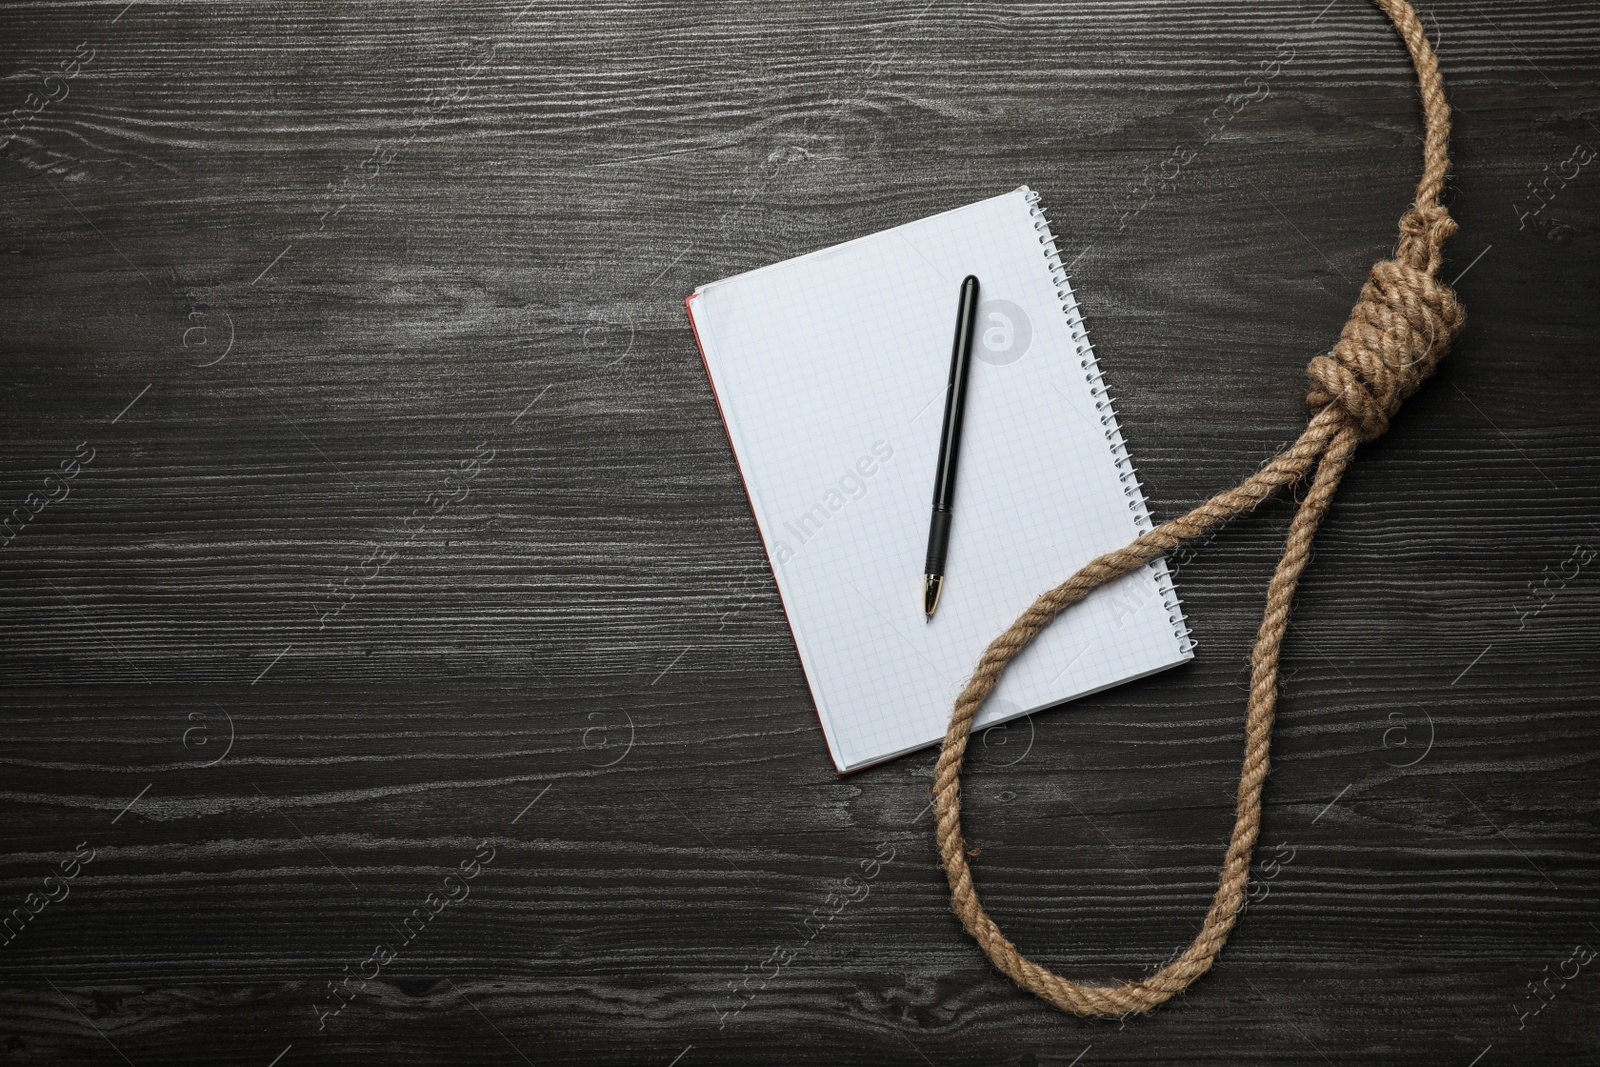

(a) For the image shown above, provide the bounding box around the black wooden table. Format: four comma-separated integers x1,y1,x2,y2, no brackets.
2,1,1596,1063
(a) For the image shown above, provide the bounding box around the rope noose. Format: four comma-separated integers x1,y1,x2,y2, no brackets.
932,0,1465,1018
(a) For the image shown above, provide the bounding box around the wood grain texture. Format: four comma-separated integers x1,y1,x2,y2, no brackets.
0,0,1596,1063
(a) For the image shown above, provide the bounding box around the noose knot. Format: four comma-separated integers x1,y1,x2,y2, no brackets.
1305,205,1465,442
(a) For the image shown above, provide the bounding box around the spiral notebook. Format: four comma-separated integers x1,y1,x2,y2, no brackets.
686,186,1192,773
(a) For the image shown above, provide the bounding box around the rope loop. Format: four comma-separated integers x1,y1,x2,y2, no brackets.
932,0,1464,1019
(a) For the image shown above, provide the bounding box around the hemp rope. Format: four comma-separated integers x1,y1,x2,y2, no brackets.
932,0,1463,1018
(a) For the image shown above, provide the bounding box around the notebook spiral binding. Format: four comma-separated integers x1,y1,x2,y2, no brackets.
1023,187,1195,655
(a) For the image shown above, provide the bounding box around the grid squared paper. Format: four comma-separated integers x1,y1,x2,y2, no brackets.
688,187,1192,772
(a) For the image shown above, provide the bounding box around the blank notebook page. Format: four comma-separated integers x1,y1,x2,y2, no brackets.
688,186,1192,773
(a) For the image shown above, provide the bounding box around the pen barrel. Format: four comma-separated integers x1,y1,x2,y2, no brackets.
924,508,953,574
931,275,981,512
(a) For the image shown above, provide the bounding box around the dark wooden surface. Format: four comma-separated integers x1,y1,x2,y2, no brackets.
1,0,1597,1063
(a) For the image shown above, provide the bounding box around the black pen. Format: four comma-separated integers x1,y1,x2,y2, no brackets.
924,274,980,619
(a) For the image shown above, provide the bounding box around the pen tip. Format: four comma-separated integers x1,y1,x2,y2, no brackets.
923,574,943,618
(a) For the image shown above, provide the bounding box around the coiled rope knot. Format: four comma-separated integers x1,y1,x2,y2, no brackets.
1305,205,1465,441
